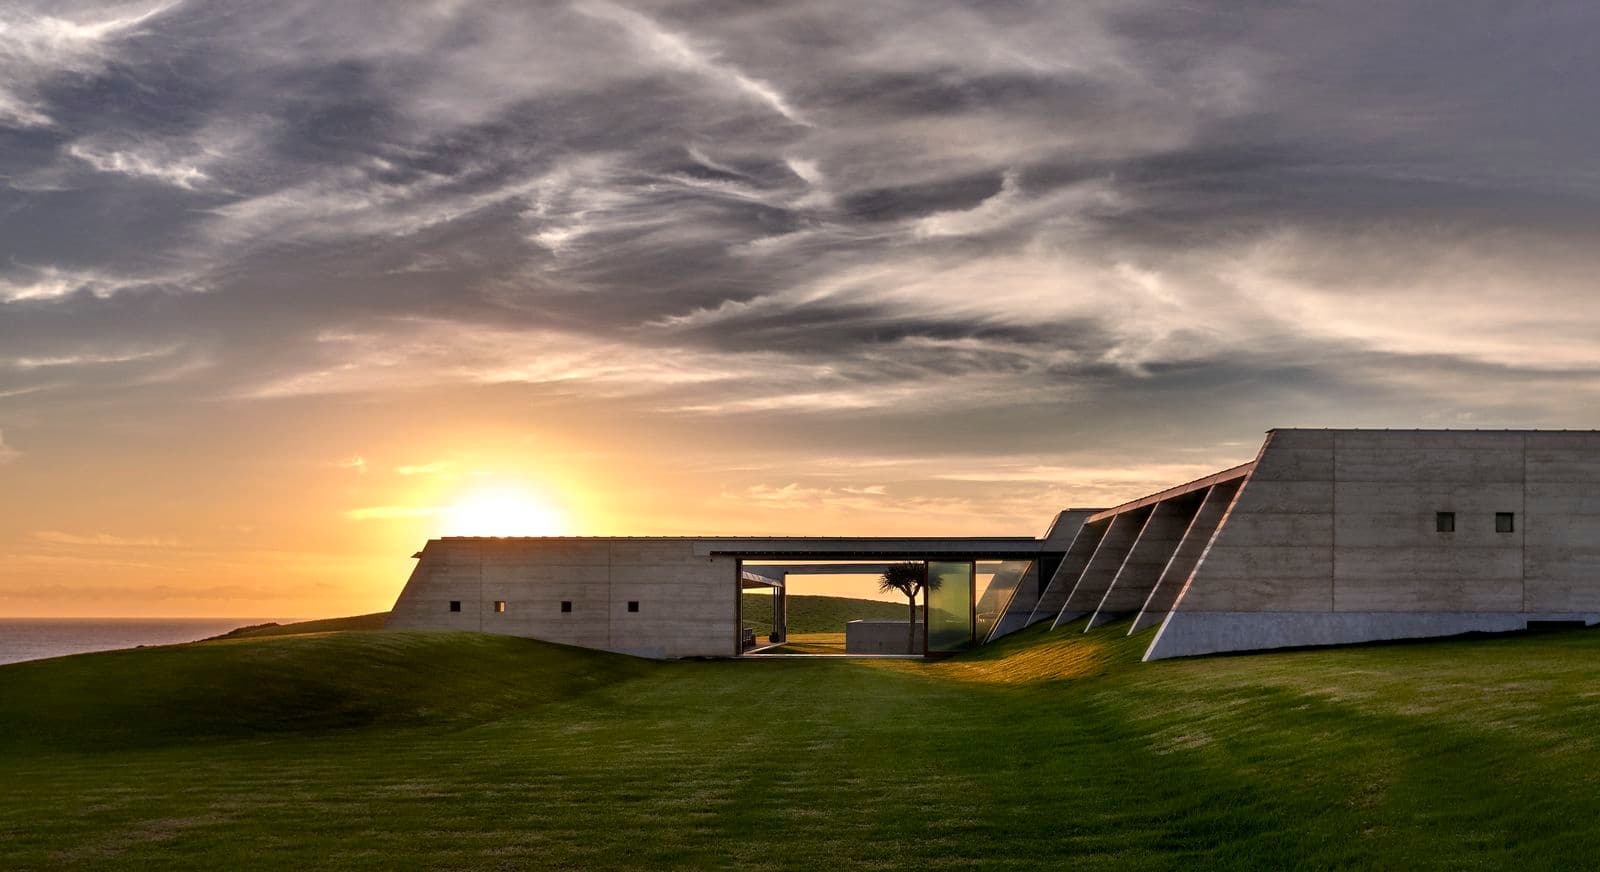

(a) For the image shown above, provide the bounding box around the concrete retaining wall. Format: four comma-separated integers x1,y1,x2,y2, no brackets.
845,620,925,654
1144,429,1600,659
387,537,737,658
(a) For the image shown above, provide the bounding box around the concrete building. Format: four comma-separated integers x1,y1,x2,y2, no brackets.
387,429,1600,660
387,535,1046,658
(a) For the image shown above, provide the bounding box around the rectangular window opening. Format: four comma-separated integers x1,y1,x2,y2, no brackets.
494,600,507,613
449,600,461,613
1435,511,1456,533
1527,620,1585,632
627,601,640,613
560,601,573,613
1496,512,1516,533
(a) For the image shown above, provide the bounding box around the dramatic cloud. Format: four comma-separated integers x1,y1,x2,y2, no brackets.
3,0,1600,613
0,1,180,127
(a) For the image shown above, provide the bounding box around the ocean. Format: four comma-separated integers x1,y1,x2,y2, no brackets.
0,619,289,666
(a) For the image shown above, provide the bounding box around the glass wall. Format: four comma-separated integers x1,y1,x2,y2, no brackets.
926,561,975,652
974,560,1035,642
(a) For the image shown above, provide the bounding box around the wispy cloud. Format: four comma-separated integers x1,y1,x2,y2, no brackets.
8,344,181,369
0,1,181,128
345,505,441,521
32,530,179,547
394,461,453,476
66,141,210,189
576,0,807,125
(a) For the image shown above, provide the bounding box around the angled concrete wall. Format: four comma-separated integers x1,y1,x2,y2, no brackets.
1053,507,1151,629
1087,493,1204,629
1131,479,1240,633
1027,519,1108,627
988,509,1096,641
1147,430,1600,660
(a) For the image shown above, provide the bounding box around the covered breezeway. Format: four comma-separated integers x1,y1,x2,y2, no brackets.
699,537,1059,658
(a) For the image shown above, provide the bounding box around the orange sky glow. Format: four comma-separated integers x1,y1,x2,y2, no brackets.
0,384,1263,617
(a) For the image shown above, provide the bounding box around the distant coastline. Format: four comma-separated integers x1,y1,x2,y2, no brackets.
0,618,296,666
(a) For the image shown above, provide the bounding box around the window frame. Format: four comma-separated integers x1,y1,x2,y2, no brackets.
494,600,507,613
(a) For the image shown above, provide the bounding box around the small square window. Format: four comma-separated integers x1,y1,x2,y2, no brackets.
1436,512,1456,533
561,601,573,613
449,600,461,613
1496,512,1516,533
627,601,640,613
494,600,507,613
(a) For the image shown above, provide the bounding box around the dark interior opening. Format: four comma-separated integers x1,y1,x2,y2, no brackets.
1526,620,1586,631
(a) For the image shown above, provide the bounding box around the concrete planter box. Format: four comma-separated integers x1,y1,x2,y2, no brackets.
845,619,925,654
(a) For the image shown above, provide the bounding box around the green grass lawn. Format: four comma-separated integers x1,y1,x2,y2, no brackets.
740,591,909,638
5,620,1600,869
762,631,848,654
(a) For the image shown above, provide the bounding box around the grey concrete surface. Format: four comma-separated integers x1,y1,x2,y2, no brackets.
1144,610,1600,660
1088,493,1203,629
1147,429,1600,659
388,537,738,658
845,619,925,654
1053,507,1151,629
1027,519,1107,628
988,510,1097,641
1130,480,1239,633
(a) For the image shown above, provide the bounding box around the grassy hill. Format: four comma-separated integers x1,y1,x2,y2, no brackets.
740,592,908,636
0,631,648,752
5,620,1600,868
203,612,390,640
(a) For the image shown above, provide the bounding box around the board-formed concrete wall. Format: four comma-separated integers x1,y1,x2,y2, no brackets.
1088,493,1204,628
986,509,1098,642
387,538,737,658
1144,430,1600,659
845,620,925,654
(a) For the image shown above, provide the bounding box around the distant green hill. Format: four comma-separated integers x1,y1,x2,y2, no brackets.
0,631,647,753
204,612,389,640
740,592,909,636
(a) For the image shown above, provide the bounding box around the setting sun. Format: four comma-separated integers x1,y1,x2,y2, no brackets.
441,486,568,537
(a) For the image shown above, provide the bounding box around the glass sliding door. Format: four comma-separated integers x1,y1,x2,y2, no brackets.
926,561,975,653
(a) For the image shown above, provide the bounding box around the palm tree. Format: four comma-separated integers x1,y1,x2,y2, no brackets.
878,561,936,654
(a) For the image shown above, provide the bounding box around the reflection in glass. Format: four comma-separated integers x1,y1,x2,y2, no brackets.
974,560,1035,642
927,561,975,652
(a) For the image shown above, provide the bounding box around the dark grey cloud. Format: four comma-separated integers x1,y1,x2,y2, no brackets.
4,0,1600,482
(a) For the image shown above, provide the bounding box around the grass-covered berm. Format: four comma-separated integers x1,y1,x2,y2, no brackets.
739,591,908,637
5,615,1600,869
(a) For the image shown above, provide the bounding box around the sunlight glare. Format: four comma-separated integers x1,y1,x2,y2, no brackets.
442,486,567,537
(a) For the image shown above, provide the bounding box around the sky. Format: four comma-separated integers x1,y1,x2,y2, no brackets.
4,0,1600,617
